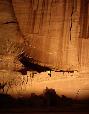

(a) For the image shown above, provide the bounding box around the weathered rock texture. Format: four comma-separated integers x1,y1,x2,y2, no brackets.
0,0,89,99
12,0,89,72
0,0,89,72
0,0,24,70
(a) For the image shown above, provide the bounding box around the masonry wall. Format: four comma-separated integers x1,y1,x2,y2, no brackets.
0,70,89,100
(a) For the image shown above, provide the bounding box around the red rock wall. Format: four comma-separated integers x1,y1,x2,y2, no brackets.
0,0,89,99
0,0,89,72
0,0,23,70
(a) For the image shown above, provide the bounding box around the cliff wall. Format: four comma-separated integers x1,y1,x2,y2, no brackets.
0,0,89,99
12,0,89,71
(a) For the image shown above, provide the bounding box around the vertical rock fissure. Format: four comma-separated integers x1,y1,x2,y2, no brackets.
70,0,74,41
48,0,53,31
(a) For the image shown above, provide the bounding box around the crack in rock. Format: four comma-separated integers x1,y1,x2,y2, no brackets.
70,0,74,41
3,21,16,24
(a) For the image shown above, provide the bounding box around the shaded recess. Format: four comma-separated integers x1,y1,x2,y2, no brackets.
80,0,89,38
18,52,51,75
18,52,78,75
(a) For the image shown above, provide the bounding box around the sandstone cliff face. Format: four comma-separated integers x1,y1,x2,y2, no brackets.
0,0,23,70
0,0,89,72
12,0,89,72
0,0,89,99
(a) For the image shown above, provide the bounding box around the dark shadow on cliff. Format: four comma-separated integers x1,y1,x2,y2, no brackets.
18,52,51,75
0,88,89,112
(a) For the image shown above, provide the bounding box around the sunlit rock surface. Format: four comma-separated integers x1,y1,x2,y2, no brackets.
0,70,89,100
0,0,89,99
0,0,89,71
0,0,24,71
12,0,89,71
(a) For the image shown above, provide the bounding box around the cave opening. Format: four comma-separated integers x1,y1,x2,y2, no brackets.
17,52,78,76
18,52,51,75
